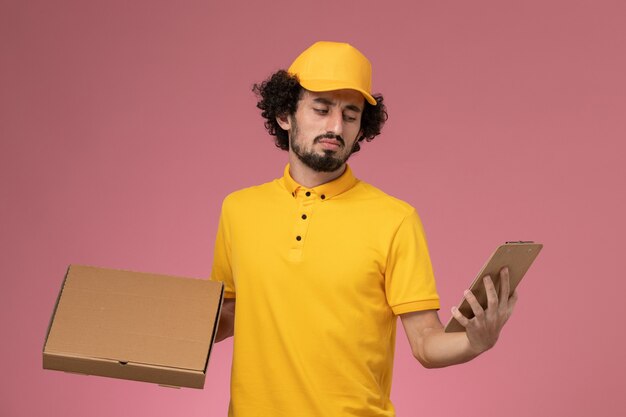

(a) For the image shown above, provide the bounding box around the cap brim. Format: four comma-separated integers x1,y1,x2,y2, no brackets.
299,79,377,106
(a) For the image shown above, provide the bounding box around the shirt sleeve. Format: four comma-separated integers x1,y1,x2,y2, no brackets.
210,200,236,299
385,209,440,315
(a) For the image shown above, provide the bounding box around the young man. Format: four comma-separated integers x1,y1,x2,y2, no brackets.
211,41,517,417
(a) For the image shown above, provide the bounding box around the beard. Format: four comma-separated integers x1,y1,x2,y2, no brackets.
289,119,355,173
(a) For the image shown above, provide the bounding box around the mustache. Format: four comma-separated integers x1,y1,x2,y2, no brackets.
313,133,345,146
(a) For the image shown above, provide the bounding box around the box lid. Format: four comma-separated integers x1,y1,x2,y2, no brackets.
44,265,223,374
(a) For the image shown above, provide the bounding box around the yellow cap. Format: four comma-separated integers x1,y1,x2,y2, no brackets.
288,41,377,105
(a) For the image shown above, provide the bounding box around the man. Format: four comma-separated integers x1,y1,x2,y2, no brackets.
211,41,517,417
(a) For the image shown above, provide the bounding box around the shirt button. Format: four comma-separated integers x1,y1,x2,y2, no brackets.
301,214,307,220
321,194,326,200
305,191,311,197
296,235,302,241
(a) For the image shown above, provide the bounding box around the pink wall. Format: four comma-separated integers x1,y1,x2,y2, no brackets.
1,0,624,415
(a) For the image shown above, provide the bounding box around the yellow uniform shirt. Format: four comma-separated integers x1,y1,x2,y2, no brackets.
211,165,440,417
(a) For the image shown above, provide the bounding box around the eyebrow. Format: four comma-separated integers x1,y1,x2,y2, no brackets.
313,97,363,113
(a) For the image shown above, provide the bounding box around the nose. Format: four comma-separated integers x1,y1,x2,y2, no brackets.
325,109,344,137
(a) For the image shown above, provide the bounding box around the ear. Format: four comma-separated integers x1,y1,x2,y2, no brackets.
276,113,292,131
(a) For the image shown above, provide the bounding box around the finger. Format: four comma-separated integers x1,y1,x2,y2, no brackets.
464,289,485,320
451,306,470,328
483,275,498,313
507,290,519,317
499,267,511,314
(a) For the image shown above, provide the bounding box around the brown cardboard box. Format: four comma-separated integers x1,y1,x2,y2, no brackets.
43,265,224,388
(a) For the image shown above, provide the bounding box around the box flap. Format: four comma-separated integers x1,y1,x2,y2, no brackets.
44,265,222,372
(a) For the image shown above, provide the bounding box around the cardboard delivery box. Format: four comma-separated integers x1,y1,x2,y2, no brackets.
43,265,224,388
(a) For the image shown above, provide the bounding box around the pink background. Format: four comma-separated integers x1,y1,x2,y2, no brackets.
1,0,624,416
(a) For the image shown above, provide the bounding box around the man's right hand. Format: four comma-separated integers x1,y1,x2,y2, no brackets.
216,298,235,342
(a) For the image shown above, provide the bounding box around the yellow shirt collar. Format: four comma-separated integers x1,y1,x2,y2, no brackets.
282,164,359,200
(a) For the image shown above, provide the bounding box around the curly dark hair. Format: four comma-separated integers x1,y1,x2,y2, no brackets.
252,70,387,153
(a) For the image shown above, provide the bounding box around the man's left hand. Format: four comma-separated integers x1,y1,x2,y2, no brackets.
450,267,518,354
